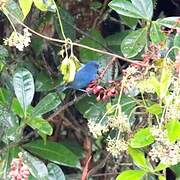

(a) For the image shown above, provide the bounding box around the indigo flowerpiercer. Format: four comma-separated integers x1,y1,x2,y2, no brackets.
58,61,99,91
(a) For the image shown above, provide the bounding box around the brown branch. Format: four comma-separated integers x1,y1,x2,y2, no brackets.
48,93,87,121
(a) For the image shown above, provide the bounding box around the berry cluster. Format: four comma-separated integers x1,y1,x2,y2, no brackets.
86,81,118,101
8,152,30,180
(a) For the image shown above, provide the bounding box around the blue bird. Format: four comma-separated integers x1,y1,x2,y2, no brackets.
58,61,99,92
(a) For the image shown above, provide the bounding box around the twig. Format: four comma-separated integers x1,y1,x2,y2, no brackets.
92,0,109,29
5,10,146,66
99,56,116,79
0,131,36,155
48,93,87,120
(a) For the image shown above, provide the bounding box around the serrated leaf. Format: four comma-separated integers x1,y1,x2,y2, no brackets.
130,127,155,148
48,163,65,180
166,119,180,143
116,170,146,180
150,22,167,44
27,117,53,135
23,151,49,180
109,0,144,19
19,0,33,19
32,92,63,117
146,103,162,115
13,68,34,112
157,17,180,29
23,140,81,168
121,28,147,58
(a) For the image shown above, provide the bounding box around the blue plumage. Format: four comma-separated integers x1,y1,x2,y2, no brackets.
58,61,99,91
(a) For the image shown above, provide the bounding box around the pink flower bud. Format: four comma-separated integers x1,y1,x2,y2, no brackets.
92,85,103,94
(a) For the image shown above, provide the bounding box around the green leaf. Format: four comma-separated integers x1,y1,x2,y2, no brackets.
35,71,63,92
150,22,167,44
166,119,180,143
0,88,11,106
116,170,146,180
0,45,8,62
47,163,65,180
76,96,106,122
171,163,180,179
23,140,81,168
33,0,56,12
11,98,24,118
13,68,35,112
174,33,180,48
90,1,102,10
105,31,129,55
130,127,155,148
0,104,19,142
157,17,180,29
109,0,144,19
55,8,76,40
174,33,180,55
154,163,168,172
4,0,24,21
19,0,33,19
23,151,49,180
149,75,160,96
61,140,84,159
120,16,138,29
158,176,166,180
146,103,162,115
121,28,147,58
160,66,172,99
131,0,153,20
120,95,136,116
32,92,63,117
27,117,53,135
79,30,107,63
128,147,150,169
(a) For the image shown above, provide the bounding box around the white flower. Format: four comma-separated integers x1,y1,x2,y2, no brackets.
149,141,180,165
136,79,155,93
4,28,32,51
166,98,180,120
88,121,108,138
149,126,180,166
108,108,130,132
106,138,128,156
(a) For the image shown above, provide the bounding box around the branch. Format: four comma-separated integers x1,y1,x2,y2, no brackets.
5,10,146,66
48,93,87,120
